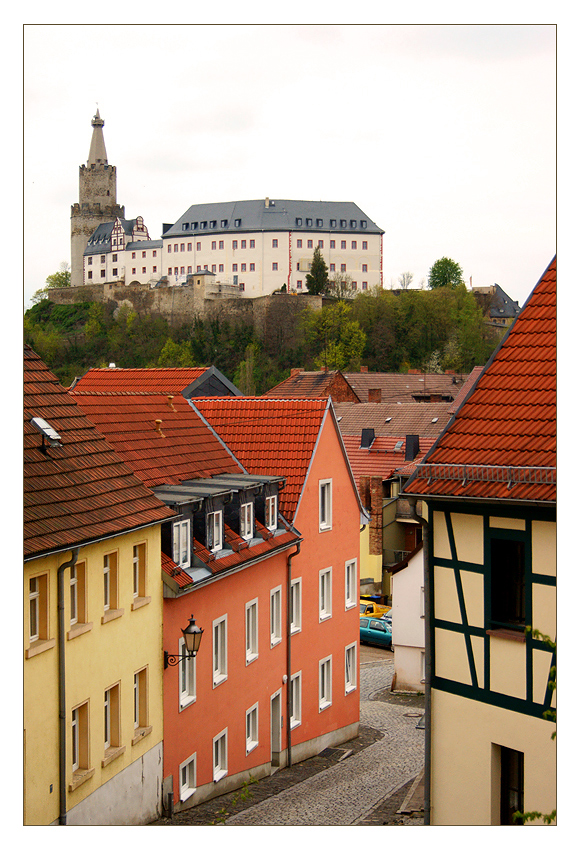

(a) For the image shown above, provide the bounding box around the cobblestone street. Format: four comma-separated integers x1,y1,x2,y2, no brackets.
151,648,425,827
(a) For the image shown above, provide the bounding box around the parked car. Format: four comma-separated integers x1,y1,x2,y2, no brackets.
360,599,391,618
360,617,392,649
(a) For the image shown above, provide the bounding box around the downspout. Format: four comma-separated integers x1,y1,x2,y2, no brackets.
407,498,431,825
286,541,301,768
57,547,80,825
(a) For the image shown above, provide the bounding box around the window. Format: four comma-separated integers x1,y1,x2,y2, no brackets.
270,586,282,646
319,568,332,621
233,240,238,250
103,551,121,619
297,280,302,290
290,578,302,634
362,281,368,290
173,519,191,568
196,242,201,251
221,219,228,227
112,253,118,262
212,264,217,273
29,573,49,644
113,268,118,276
241,240,247,249
232,263,238,272
103,683,123,764
272,262,278,271
207,511,223,552
319,656,332,711
306,218,312,226
352,281,357,290
341,240,346,249
219,240,224,249
245,704,259,754
307,240,313,248
245,600,259,664
71,701,91,781
179,753,196,802
362,241,368,250
179,637,196,708
131,543,148,609
350,220,357,228
290,672,302,728
296,239,302,248
133,667,150,741
250,239,255,248
345,559,357,609
211,241,216,250
87,271,93,279
213,615,227,686
345,643,357,693
362,264,368,273
132,252,136,259
490,538,526,629
213,729,228,781
88,256,93,265
500,746,524,825
219,264,224,272
234,219,241,227
330,240,335,249
341,263,346,272
241,263,246,272
330,219,336,228
250,262,255,271
265,494,277,531
330,264,335,272
316,218,323,227
101,270,106,278
240,502,254,540
69,561,89,633
319,479,332,531
142,250,147,258
295,217,302,226
351,241,357,249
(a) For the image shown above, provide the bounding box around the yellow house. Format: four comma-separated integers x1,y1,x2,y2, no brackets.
404,258,556,825
24,345,174,825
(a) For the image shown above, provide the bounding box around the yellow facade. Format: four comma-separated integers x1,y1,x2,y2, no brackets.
24,525,164,825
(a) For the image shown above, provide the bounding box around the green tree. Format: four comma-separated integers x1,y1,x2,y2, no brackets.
302,301,366,371
428,257,464,289
305,246,329,295
31,262,71,304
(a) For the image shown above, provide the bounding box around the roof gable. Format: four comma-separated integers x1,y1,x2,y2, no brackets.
263,370,360,402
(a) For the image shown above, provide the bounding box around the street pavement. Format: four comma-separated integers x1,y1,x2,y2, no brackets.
223,651,425,826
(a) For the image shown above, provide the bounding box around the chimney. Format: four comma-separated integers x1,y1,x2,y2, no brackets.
265,197,270,208
290,368,302,377
405,435,420,461
361,428,375,449
368,388,382,403
361,366,368,373
155,419,166,438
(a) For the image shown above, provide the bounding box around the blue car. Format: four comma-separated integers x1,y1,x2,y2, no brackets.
360,617,392,649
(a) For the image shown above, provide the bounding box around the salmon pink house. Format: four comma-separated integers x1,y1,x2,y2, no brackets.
71,376,367,813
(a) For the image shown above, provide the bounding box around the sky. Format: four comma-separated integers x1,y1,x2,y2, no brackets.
23,23,556,310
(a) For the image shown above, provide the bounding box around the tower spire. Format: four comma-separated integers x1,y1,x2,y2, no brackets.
87,108,108,166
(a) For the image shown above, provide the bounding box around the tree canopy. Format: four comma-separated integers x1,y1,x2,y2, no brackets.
305,246,329,295
428,257,464,289
31,262,71,304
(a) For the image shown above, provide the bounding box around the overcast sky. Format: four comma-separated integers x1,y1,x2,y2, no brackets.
23,23,556,309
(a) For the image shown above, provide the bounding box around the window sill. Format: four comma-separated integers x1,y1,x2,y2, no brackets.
68,622,93,641
102,745,125,768
69,767,95,791
486,627,526,643
213,769,228,784
345,601,357,611
213,674,227,689
25,637,56,659
131,596,151,611
180,787,196,803
132,725,152,746
345,684,357,695
102,608,124,624
319,612,332,623
290,719,301,730
179,695,196,712
319,525,332,533
270,637,282,649
246,741,259,756
319,700,332,713
290,625,302,636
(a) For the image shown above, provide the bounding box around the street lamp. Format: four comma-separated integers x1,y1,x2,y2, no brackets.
164,615,204,669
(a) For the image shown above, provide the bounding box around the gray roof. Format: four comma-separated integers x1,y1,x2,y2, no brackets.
84,219,161,256
163,199,384,239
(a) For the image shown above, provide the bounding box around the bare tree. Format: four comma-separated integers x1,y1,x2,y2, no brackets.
398,271,414,290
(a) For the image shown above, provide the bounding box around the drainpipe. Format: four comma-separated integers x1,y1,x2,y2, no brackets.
286,541,301,768
407,498,431,825
57,547,80,825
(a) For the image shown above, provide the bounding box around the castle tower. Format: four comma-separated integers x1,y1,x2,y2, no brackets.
70,110,125,286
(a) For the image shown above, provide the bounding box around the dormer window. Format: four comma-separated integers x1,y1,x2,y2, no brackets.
240,503,254,540
265,495,277,531
207,511,223,553
173,519,191,568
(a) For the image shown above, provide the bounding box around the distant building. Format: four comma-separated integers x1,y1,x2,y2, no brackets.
83,217,162,286
472,283,521,327
263,369,361,403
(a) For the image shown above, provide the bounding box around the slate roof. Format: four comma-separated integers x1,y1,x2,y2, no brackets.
341,435,436,488
343,371,473,404
24,346,174,561
334,401,452,438
69,390,243,488
263,370,360,402
404,257,556,504
192,397,332,521
84,219,149,255
164,199,384,239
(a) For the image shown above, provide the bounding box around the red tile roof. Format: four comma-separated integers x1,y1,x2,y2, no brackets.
24,346,174,560
69,390,243,488
405,258,556,503
192,397,330,520
334,401,452,438
71,367,209,393
343,370,472,403
263,370,361,403
341,435,436,488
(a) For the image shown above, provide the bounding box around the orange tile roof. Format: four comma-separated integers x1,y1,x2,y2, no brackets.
263,370,360,402
343,370,472,403
24,346,174,560
71,367,209,393
192,397,330,520
341,435,436,488
334,401,452,438
405,258,556,503
70,390,243,488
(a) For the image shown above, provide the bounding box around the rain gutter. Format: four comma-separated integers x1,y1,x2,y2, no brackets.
57,547,80,825
286,541,301,768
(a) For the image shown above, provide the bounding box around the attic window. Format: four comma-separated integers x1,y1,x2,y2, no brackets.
234,219,241,227
431,417,439,423
221,219,228,227
295,218,302,226
350,220,357,228
330,219,337,227
340,220,347,227
385,417,392,422
394,440,404,452
182,223,190,231
360,220,367,229
210,221,217,229
316,219,323,227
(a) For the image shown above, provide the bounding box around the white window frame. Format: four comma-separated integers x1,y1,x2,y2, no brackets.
132,543,147,600
179,637,196,708
319,479,332,531
290,672,302,728
133,666,149,735
290,577,302,635
240,502,254,540
319,656,332,711
265,494,278,531
270,586,282,647
245,599,259,665
208,510,223,553
245,703,259,754
173,519,191,568
70,564,79,626
213,728,228,782
319,567,332,621
179,753,197,802
212,615,228,687
103,551,119,613
71,700,90,775
345,642,357,694
345,559,357,609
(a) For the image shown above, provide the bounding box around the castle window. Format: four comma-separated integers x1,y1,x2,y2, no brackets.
297,240,302,248
112,254,117,262
234,219,241,227
308,240,313,248
241,263,246,272
340,220,346,227
272,263,278,271
142,251,146,258
330,219,336,228
219,264,224,272
316,219,323,227
221,219,228,227
168,245,172,253
212,264,217,273
232,264,238,272
101,270,106,278
241,240,246,249
197,243,201,251
361,220,367,229
250,263,255,271
113,269,117,276
296,218,302,226
350,220,357,228
88,271,92,279
250,239,255,248
142,267,146,274
182,223,189,230
352,241,357,250
362,241,368,250
330,240,335,249
88,257,92,265
318,240,324,248
101,255,106,263
187,244,191,252
272,239,278,248
219,240,224,250
132,252,136,259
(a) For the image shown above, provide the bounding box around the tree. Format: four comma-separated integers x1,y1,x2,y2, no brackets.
398,271,414,290
328,272,355,300
428,257,464,289
301,301,366,371
305,246,329,295
31,262,71,304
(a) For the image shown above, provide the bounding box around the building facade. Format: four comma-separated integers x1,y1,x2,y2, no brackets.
83,217,162,286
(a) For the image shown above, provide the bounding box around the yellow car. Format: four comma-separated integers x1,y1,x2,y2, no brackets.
359,600,391,618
